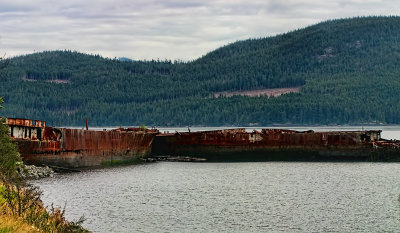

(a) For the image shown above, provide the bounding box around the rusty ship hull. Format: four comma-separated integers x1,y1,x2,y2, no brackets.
151,129,400,162
6,118,400,165
6,118,157,168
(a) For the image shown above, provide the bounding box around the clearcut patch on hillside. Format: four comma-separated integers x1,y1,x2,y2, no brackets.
214,87,300,98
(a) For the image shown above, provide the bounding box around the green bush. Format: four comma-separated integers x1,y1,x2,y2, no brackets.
0,100,22,182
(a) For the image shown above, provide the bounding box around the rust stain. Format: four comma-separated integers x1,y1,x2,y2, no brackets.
5,117,400,164
156,128,377,147
5,118,157,168
6,118,46,127
151,128,400,161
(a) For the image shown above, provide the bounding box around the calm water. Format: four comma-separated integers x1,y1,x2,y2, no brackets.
31,127,400,233
33,163,400,233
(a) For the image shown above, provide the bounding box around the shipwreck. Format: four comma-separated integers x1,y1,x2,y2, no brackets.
4,118,400,167
5,118,157,168
151,128,400,162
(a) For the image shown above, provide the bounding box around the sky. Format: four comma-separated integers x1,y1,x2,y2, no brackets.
0,0,398,61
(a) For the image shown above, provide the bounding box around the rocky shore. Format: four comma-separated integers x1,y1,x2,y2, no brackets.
18,163,55,179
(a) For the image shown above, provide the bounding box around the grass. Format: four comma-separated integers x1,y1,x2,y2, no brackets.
0,183,89,233
0,214,39,233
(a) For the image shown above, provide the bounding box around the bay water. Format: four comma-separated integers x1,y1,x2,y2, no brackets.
31,126,400,232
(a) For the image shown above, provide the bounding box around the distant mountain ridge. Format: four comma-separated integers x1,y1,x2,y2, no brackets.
1,16,400,126
118,57,134,62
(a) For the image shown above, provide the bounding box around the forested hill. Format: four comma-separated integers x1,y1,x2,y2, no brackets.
1,16,400,126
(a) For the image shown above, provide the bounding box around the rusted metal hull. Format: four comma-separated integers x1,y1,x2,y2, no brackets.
8,118,400,166
151,129,400,162
14,128,157,168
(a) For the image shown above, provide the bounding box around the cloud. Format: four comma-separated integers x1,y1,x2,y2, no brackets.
0,0,398,60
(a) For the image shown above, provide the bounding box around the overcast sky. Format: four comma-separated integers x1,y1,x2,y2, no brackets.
0,0,398,61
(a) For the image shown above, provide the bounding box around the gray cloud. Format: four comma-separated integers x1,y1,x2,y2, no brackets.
0,0,398,60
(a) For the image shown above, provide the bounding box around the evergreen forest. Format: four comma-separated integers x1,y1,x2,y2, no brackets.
1,16,400,126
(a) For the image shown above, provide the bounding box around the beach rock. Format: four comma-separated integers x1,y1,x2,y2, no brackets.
18,164,55,179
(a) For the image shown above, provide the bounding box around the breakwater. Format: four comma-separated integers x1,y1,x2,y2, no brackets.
6,118,157,168
6,118,400,167
150,128,400,162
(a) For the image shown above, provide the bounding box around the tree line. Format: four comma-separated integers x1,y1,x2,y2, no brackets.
0,16,400,126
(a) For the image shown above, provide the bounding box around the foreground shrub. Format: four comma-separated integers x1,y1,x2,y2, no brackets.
0,182,89,233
